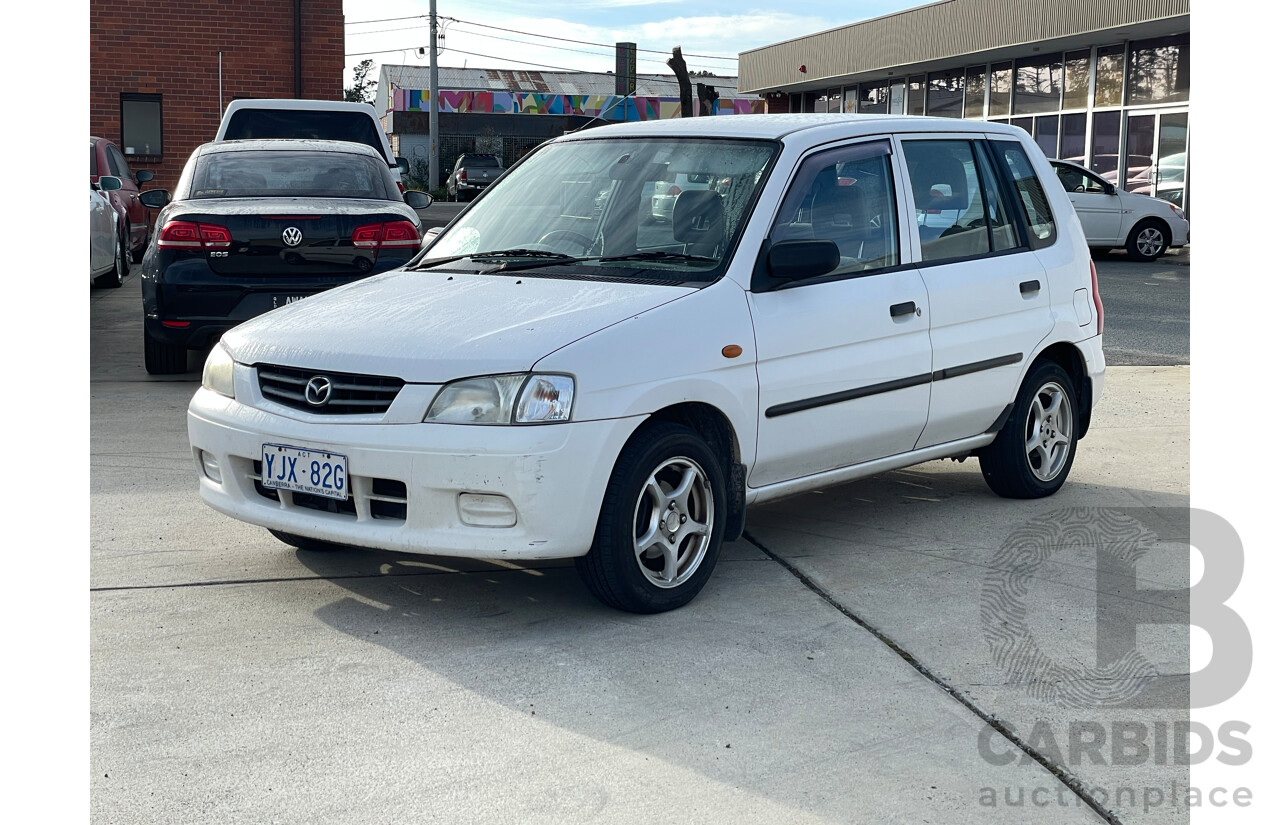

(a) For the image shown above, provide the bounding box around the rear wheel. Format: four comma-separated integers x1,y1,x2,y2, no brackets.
143,328,186,375
93,232,126,288
269,529,347,552
576,422,727,613
979,361,1079,499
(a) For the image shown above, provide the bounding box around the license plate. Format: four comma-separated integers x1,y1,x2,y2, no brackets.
261,443,348,500
270,294,309,310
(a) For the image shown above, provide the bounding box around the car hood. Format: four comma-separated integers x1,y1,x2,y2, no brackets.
220,268,697,382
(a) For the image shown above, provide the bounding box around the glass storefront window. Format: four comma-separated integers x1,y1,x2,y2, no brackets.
927,70,964,118
1094,44,1125,107
1157,112,1188,209
1125,113,1156,196
1090,110,1122,183
1012,117,1032,135
859,83,890,114
843,87,858,113
989,62,1012,117
907,75,926,115
1128,34,1190,105
889,80,905,114
1060,113,1087,165
1063,49,1090,110
1035,114,1059,159
1014,54,1062,115
964,66,986,118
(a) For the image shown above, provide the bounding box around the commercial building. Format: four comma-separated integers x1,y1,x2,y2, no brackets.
375,66,763,181
89,0,346,192
738,0,1190,211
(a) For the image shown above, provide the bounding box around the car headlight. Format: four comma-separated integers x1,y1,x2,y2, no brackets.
201,343,236,399
1169,203,1186,220
425,374,574,424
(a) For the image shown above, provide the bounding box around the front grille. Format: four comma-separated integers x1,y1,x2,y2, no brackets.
257,364,404,415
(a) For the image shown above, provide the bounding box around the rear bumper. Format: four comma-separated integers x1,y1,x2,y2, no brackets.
142,255,411,348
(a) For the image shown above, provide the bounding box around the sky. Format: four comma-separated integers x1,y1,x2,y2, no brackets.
342,0,914,89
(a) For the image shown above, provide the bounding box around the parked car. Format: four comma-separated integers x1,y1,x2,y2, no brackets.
214,99,409,186
187,115,1104,614
447,153,503,201
138,139,432,375
90,136,155,264
90,176,127,288
1050,159,1188,261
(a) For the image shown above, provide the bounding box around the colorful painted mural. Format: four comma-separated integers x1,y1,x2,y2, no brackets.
391,89,763,120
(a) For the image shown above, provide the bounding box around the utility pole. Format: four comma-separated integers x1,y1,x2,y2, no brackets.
428,0,440,190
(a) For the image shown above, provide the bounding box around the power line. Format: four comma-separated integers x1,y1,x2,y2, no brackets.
438,23,734,74
444,16,739,62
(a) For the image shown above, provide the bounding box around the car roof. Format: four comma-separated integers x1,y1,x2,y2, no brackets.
222,99,379,114
555,114,1026,146
195,139,387,158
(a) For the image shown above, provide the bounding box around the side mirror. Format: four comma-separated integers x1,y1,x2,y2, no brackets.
752,239,841,291
395,157,410,175
1103,182,1118,196
135,169,155,184
138,189,171,209
97,175,124,192
403,190,433,209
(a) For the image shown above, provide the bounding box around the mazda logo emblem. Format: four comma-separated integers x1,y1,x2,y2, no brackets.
282,226,303,247
304,376,333,406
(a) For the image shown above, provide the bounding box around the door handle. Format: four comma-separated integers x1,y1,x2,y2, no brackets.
1019,280,1041,295
890,301,917,318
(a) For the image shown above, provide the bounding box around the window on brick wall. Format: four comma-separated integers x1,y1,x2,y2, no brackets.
121,94,163,156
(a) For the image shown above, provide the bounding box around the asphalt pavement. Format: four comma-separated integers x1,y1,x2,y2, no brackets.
90,232,1192,824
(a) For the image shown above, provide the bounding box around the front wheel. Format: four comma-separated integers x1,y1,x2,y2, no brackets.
1125,220,1169,262
576,422,727,613
979,361,1079,499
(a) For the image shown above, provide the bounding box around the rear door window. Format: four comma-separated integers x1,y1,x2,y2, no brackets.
903,139,1021,263
994,141,1057,248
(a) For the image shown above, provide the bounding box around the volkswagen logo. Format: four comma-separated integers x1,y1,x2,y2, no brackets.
304,376,334,407
282,226,303,247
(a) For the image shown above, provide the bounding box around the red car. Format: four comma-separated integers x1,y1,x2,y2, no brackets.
90,136,155,266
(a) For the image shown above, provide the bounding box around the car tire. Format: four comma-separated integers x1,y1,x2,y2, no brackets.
1125,220,1169,262
979,360,1079,499
93,232,127,289
143,329,187,375
269,529,347,552
575,422,727,614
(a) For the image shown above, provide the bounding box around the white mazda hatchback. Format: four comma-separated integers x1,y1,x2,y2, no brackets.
189,114,1105,613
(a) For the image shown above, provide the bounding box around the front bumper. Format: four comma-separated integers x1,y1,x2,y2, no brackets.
187,383,644,561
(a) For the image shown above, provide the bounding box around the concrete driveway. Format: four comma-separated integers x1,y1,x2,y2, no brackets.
91,257,1189,824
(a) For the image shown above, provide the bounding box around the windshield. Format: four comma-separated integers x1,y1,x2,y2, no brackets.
461,155,501,167
189,150,396,200
422,137,778,281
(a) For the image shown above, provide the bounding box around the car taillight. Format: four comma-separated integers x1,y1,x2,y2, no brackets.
396,181,406,194
667,185,682,197
380,220,420,248
1090,259,1104,335
458,170,467,183
157,221,232,249
352,221,420,251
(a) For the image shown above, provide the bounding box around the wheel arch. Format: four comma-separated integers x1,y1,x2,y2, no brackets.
1030,341,1093,439
634,401,747,541
1127,215,1172,245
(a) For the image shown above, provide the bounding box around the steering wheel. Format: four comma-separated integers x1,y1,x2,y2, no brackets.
1074,185,1086,193
535,230,594,255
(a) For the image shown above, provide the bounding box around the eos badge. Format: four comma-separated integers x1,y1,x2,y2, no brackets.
282,226,303,247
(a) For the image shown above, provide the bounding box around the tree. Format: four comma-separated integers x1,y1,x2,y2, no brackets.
344,59,377,105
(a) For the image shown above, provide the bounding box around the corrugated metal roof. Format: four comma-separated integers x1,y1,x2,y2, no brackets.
377,64,750,102
737,0,1190,93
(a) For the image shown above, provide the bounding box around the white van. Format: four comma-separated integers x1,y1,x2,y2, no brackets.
188,114,1105,614
214,99,408,183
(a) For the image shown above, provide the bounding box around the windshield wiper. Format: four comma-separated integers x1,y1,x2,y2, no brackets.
408,249,581,272
598,251,718,264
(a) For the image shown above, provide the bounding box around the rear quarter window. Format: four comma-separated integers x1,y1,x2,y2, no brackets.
994,141,1056,249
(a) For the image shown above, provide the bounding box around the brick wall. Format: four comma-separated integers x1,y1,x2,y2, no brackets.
90,0,344,194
